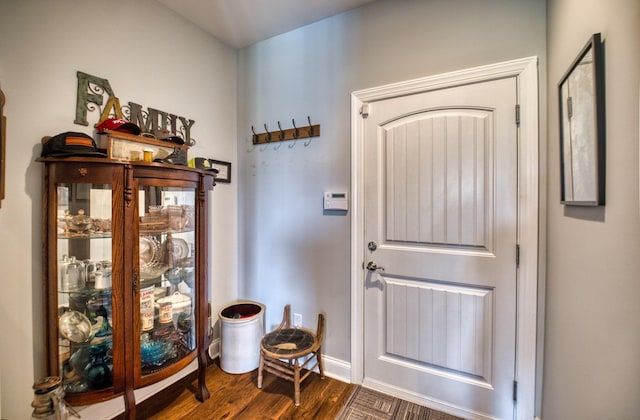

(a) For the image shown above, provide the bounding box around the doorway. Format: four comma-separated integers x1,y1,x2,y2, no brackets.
351,57,540,420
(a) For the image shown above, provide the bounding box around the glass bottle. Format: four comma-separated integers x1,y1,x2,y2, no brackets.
84,343,113,390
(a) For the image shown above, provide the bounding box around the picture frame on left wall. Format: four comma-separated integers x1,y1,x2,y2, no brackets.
210,159,231,183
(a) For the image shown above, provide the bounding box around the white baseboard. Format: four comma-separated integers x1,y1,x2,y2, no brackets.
322,354,351,383
208,337,221,360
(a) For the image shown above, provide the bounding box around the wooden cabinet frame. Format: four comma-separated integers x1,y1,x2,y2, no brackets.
39,158,215,418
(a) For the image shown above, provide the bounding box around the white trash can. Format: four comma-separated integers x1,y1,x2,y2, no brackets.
219,301,265,374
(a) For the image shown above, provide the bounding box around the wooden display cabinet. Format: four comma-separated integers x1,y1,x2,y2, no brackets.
39,157,215,418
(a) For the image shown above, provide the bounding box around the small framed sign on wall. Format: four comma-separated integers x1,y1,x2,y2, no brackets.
210,159,231,183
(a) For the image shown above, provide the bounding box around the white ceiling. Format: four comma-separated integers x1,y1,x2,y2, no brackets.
156,0,378,49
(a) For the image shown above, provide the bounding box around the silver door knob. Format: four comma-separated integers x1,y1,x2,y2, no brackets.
366,261,384,271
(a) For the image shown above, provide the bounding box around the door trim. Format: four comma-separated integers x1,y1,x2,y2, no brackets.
351,57,540,419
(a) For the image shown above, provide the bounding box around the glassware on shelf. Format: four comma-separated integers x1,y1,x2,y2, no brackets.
86,291,112,328
140,205,169,233
60,256,86,291
140,337,176,367
59,310,92,344
93,271,112,290
166,205,184,230
164,268,182,295
92,218,112,233
66,209,93,234
64,348,90,394
83,343,113,390
94,305,112,339
182,205,195,230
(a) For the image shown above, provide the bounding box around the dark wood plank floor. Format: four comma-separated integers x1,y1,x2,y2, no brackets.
136,358,355,419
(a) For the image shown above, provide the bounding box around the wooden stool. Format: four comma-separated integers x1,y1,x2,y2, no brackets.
257,304,325,406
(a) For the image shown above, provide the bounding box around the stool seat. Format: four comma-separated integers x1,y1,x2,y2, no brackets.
257,305,325,406
261,328,317,358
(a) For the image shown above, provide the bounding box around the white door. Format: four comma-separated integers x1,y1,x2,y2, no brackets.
362,76,518,419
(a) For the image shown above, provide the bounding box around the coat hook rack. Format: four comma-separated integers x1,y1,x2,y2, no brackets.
252,116,320,145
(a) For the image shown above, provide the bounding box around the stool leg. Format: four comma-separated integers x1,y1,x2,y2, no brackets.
257,352,264,389
294,359,301,406
317,347,325,379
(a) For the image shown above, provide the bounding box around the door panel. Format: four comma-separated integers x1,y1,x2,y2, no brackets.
364,77,517,419
384,110,492,249
385,278,493,381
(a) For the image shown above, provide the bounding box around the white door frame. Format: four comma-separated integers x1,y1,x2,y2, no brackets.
350,57,541,419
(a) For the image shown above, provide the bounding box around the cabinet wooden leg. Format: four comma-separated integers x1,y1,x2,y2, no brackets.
124,387,136,419
196,348,210,402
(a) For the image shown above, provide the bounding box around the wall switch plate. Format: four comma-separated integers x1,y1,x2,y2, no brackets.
293,313,302,327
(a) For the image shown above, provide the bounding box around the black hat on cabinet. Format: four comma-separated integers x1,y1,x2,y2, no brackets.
41,132,107,157
153,129,185,145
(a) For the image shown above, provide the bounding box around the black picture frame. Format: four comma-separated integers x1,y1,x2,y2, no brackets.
558,32,605,206
210,159,231,183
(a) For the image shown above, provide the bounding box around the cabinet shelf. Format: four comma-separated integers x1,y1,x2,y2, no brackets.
139,228,194,236
58,287,112,295
59,335,114,350
57,232,113,239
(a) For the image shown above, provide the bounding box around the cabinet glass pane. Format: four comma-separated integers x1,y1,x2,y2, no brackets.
138,185,196,375
56,183,113,395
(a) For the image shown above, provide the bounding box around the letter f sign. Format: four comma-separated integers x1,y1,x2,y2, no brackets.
74,71,116,126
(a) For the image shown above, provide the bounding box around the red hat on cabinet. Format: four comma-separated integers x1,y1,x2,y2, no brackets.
96,118,142,135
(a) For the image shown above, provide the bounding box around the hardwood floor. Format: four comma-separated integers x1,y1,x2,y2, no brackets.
135,358,355,419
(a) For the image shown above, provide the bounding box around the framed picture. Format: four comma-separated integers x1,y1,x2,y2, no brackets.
210,159,231,183
558,32,605,206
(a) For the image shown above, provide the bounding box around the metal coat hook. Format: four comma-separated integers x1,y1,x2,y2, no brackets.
277,121,285,141
307,116,314,137
251,126,258,143
292,119,300,138
264,123,271,142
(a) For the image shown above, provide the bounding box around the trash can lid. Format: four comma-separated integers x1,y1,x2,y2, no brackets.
220,301,264,320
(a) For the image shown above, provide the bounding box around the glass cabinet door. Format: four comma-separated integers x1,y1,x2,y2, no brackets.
137,184,197,376
56,182,114,395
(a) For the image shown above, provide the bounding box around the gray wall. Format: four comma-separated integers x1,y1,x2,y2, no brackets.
544,0,640,418
237,0,546,368
0,1,238,418
240,0,640,417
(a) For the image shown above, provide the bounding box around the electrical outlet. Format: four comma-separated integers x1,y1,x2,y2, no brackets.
293,313,302,327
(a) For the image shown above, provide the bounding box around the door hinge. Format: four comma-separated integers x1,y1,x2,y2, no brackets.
360,103,370,118
513,380,518,401
515,104,520,127
516,244,520,268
